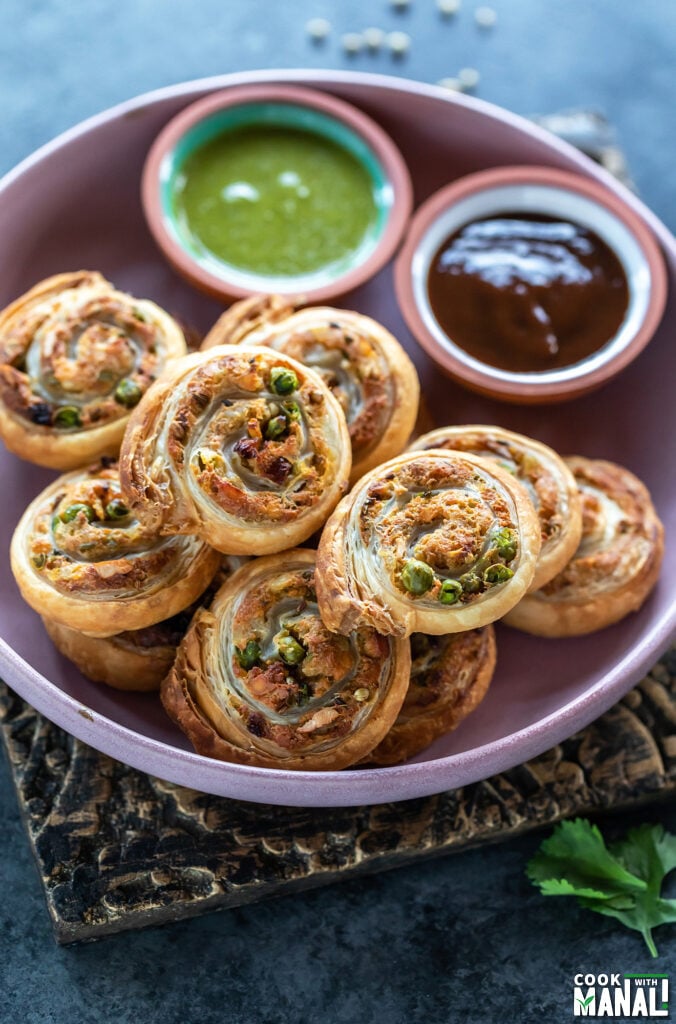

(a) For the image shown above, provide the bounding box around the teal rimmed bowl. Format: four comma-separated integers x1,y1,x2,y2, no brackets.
142,84,413,303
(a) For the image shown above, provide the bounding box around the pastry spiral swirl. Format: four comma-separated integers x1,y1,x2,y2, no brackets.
316,450,541,637
119,345,351,554
161,550,410,770
363,626,496,766
0,271,187,468
10,460,221,637
409,425,582,590
41,556,244,691
504,457,664,636
202,295,420,483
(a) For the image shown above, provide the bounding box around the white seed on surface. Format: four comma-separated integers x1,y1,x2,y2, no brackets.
387,30,411,56
363,26,386,51
341,32,364,54
475,5,497,28
437,0,461,14
458,66,480,88
437,77,461,91
305,17,331,41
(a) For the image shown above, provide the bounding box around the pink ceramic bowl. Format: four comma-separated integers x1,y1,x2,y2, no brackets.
395,165,668,403
142,83,413,304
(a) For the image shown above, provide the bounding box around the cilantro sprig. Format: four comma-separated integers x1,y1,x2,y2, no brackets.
527,819,676,957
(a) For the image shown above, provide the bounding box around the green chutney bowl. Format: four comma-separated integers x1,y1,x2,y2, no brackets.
142,84,413,303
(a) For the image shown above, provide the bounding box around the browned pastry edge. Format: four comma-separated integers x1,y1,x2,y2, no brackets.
42,617,173,692
362,625,497,766
504,457,665,636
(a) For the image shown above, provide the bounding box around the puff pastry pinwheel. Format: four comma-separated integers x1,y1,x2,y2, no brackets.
504,457,664,636
10,460,221,638
120,345,351,554
0,271,186,469
409,425,582,591
363,626,496,766
41,556,244,692
161,549,410,770
316,450,541,637
202,295,420,483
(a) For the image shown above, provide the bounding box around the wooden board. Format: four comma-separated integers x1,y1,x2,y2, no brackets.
1,646,673,944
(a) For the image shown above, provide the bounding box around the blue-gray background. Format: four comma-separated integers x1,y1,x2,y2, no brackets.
1,2,675,1022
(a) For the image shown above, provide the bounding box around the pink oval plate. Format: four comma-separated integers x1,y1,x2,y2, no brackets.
0,70,673,807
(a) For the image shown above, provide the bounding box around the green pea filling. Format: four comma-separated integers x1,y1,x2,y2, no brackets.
270,367,298,395
276,634,306,665
265,414,288,440
484,563,515,584
438,579,463,605
235,640,261,670
105,499,129,520
401,558,435,595
114,379,143,408
54,406,82,429
60,503,96,524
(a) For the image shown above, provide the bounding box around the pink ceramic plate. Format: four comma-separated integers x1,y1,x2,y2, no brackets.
0,70,673,807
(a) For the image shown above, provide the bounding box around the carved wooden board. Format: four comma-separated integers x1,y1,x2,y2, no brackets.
1,646,673,944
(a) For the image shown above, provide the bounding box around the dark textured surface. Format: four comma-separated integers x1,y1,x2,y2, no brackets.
2,1,676,1021
1,652,675,945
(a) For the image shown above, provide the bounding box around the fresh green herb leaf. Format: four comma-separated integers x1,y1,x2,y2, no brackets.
527,819,676,958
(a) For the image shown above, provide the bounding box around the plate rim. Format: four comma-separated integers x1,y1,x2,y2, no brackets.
1,68,674,807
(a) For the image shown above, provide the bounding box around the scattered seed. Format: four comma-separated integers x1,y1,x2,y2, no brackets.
342,32,364,55
475,5,497,28
437,76,461,91
306,17,331,41
437,0,461,14
458,66,480,89
387,30,411,56
363,26,385,51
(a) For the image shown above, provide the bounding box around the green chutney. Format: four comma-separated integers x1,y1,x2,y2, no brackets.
173,126,379,278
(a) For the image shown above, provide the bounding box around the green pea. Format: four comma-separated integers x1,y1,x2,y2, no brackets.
494,527,517,562
277,635,306,665
31,553,46,569
265,414,288,441
484,564,515,584
270,367,299,395
54,406,81,429
105,499,129,520
235,640,261,670
114,379,143,408
401,558,435,595
459,572,482,594
439,580,463,605
60,503,96,524
283,401,301,421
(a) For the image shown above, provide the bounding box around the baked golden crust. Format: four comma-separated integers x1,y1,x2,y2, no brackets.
409,426,582,590
10,460,221,637
119,345,351,555
41,556,244,691
362,625,496,766
316,450,541,637
504,457,664,636
161,550,411,770
203,295,420,483
0,271,187,469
